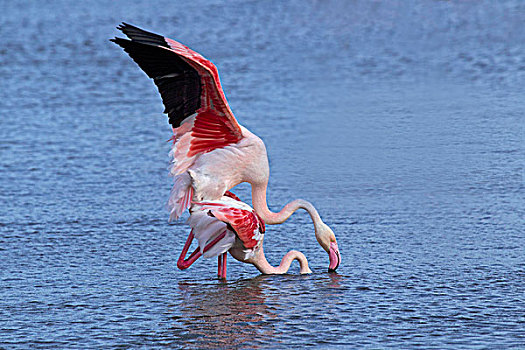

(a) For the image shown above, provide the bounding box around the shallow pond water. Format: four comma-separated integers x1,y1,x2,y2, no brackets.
1,1,524,348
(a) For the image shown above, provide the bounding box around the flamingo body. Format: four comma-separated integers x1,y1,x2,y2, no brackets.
190,195,265,257
177,193,265,279
169,122,269,219
180,193,311,278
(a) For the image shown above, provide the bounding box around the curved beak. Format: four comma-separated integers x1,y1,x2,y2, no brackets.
328,241,340,272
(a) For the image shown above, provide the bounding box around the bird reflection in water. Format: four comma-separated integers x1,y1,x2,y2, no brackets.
167,276,278,349
327,271,343,289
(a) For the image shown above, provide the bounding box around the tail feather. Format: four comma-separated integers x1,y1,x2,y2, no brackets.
168,173,193,221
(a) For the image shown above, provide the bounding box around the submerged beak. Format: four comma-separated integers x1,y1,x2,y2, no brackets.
328,241,340,272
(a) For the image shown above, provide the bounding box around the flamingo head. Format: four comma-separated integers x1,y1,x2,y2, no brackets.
314,222,340,272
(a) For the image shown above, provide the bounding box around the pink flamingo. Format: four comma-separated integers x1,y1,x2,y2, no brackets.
111,23,340,275
177,191,312,279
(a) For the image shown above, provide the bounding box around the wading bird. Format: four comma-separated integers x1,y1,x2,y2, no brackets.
177,191,311,279
111,23,340,276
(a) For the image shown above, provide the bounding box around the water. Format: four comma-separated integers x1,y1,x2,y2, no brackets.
1,0,524,348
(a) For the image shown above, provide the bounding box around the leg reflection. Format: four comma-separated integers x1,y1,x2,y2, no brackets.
168,276,278,349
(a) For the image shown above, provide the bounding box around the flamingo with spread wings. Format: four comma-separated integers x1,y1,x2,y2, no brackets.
111,23,340,276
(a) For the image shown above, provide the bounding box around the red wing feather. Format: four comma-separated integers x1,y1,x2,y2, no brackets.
223,191,242,202
201,205,262,249
162,38,242,142
187,110,241,157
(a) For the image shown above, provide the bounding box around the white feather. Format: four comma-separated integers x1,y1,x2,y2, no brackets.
167,172,192,221
188,210,236,258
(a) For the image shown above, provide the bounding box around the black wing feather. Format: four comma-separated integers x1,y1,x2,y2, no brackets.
111,24,202,127
117,22,168,48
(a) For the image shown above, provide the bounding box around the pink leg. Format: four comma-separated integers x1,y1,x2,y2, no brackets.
177,229,228,271
177,230,202,270
218,255,222,277
218,252,227,280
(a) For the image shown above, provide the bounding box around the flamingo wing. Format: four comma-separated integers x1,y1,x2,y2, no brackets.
198,202,265,250
111,23,243,152
223,190,242,202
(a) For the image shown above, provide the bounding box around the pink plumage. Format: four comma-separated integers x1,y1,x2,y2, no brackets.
112,23,341,279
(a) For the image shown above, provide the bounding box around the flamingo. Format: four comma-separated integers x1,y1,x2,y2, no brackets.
111,23,341,274
177,191,311,279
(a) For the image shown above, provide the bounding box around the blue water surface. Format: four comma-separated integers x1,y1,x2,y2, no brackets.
1,1,524,348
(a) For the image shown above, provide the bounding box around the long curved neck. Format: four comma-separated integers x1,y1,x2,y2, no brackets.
252,246,311,274
252,183,322,225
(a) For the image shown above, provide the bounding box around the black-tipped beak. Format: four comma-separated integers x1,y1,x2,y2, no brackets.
328,242,340,272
